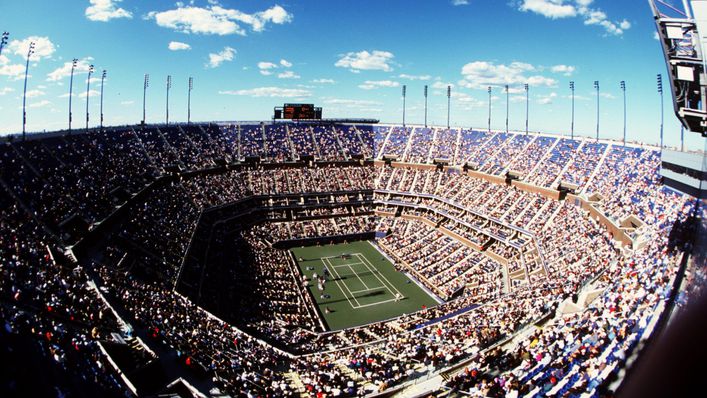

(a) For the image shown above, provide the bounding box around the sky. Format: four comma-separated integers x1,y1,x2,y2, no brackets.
0,0,703,149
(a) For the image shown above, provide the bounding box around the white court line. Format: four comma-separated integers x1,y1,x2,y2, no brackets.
357,253,404,299
323,252,402,309
346,263,371,290
323,257,361,308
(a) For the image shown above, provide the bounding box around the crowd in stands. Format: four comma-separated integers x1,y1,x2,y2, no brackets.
0,121,700,398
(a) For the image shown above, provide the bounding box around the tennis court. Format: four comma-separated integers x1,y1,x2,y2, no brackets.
292,241,438,330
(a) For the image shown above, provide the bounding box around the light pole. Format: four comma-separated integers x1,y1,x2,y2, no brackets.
166,75,171,125
188,77,193,124
86,64,94,130
68,58,78,132
505,84,509,134
402,84,406,128
621,81,626,146
487,86,492,133
100,70,106,130
0,32,9,56
594,80,600,141
424,85,428,128
142,74,149,124
524,83,529,135
21,41,35,140
447,85,451,129
657,74,664,151
569,81,575,140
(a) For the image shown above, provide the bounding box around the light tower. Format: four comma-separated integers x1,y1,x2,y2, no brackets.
402,84,406,128
621,80,627,146
594,80,600,141
487,86,492,133
68,58,78,132
21,41,35,140
188,77,193,124
569,81,575,140
142,74,149,124
505,84,509,134
446,85,451,129
524,83,529,135
657,74,664,150
424,85,428,128
100,70,107,130
86,64,94,130
0,32,8,56
166,75,172,125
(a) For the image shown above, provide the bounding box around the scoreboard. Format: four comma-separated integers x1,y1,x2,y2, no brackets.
275,103,322,120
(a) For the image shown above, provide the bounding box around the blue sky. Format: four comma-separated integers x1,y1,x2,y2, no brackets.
0,0,702,148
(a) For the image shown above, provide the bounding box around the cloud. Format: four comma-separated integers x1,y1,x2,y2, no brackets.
452,0,470,5
219,86,311,98
120,100,134,105
46,58,94,82
168,41,191,51
335,50,395,72
459,61,557,89
29,100,51,108
0,87,15,95
519,0,576,19
432,81,454,89
358,80,400,90
537,92,558,104
551,64,575,76
398,74,432,81
312,78,335,84
0,63,25,80
7,36,56,60
323,98,383,107
280,59,292,67
517,0,630,35
25,89,45,98
147,4,292,36
86,0,132,22
206,46,236,68
79,89,101,98
277,70,300,79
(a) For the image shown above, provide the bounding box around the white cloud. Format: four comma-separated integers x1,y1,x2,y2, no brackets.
278,70,300,79
358,80,400,90
120,100,134,105
206,46,236,68
219,86,311,98
459,61,557,89
168,41,191,51
537,92,558,104
79,89,101,98
519,0,577,19
551,64,575,76
398,74,432,81
0,63,25,80
147,4,292,36
432,81,454,89
86,0,132,22
280,59,292,67
46,58,94,82
29,100,51,108
312,78,335,84
335,50,395,72
323,98,383,107
517,0,630,36
0,87,15,95
653,31,660,40
452,0,470,5
25,89,45,98
7,36,56,61
258,62,277,69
